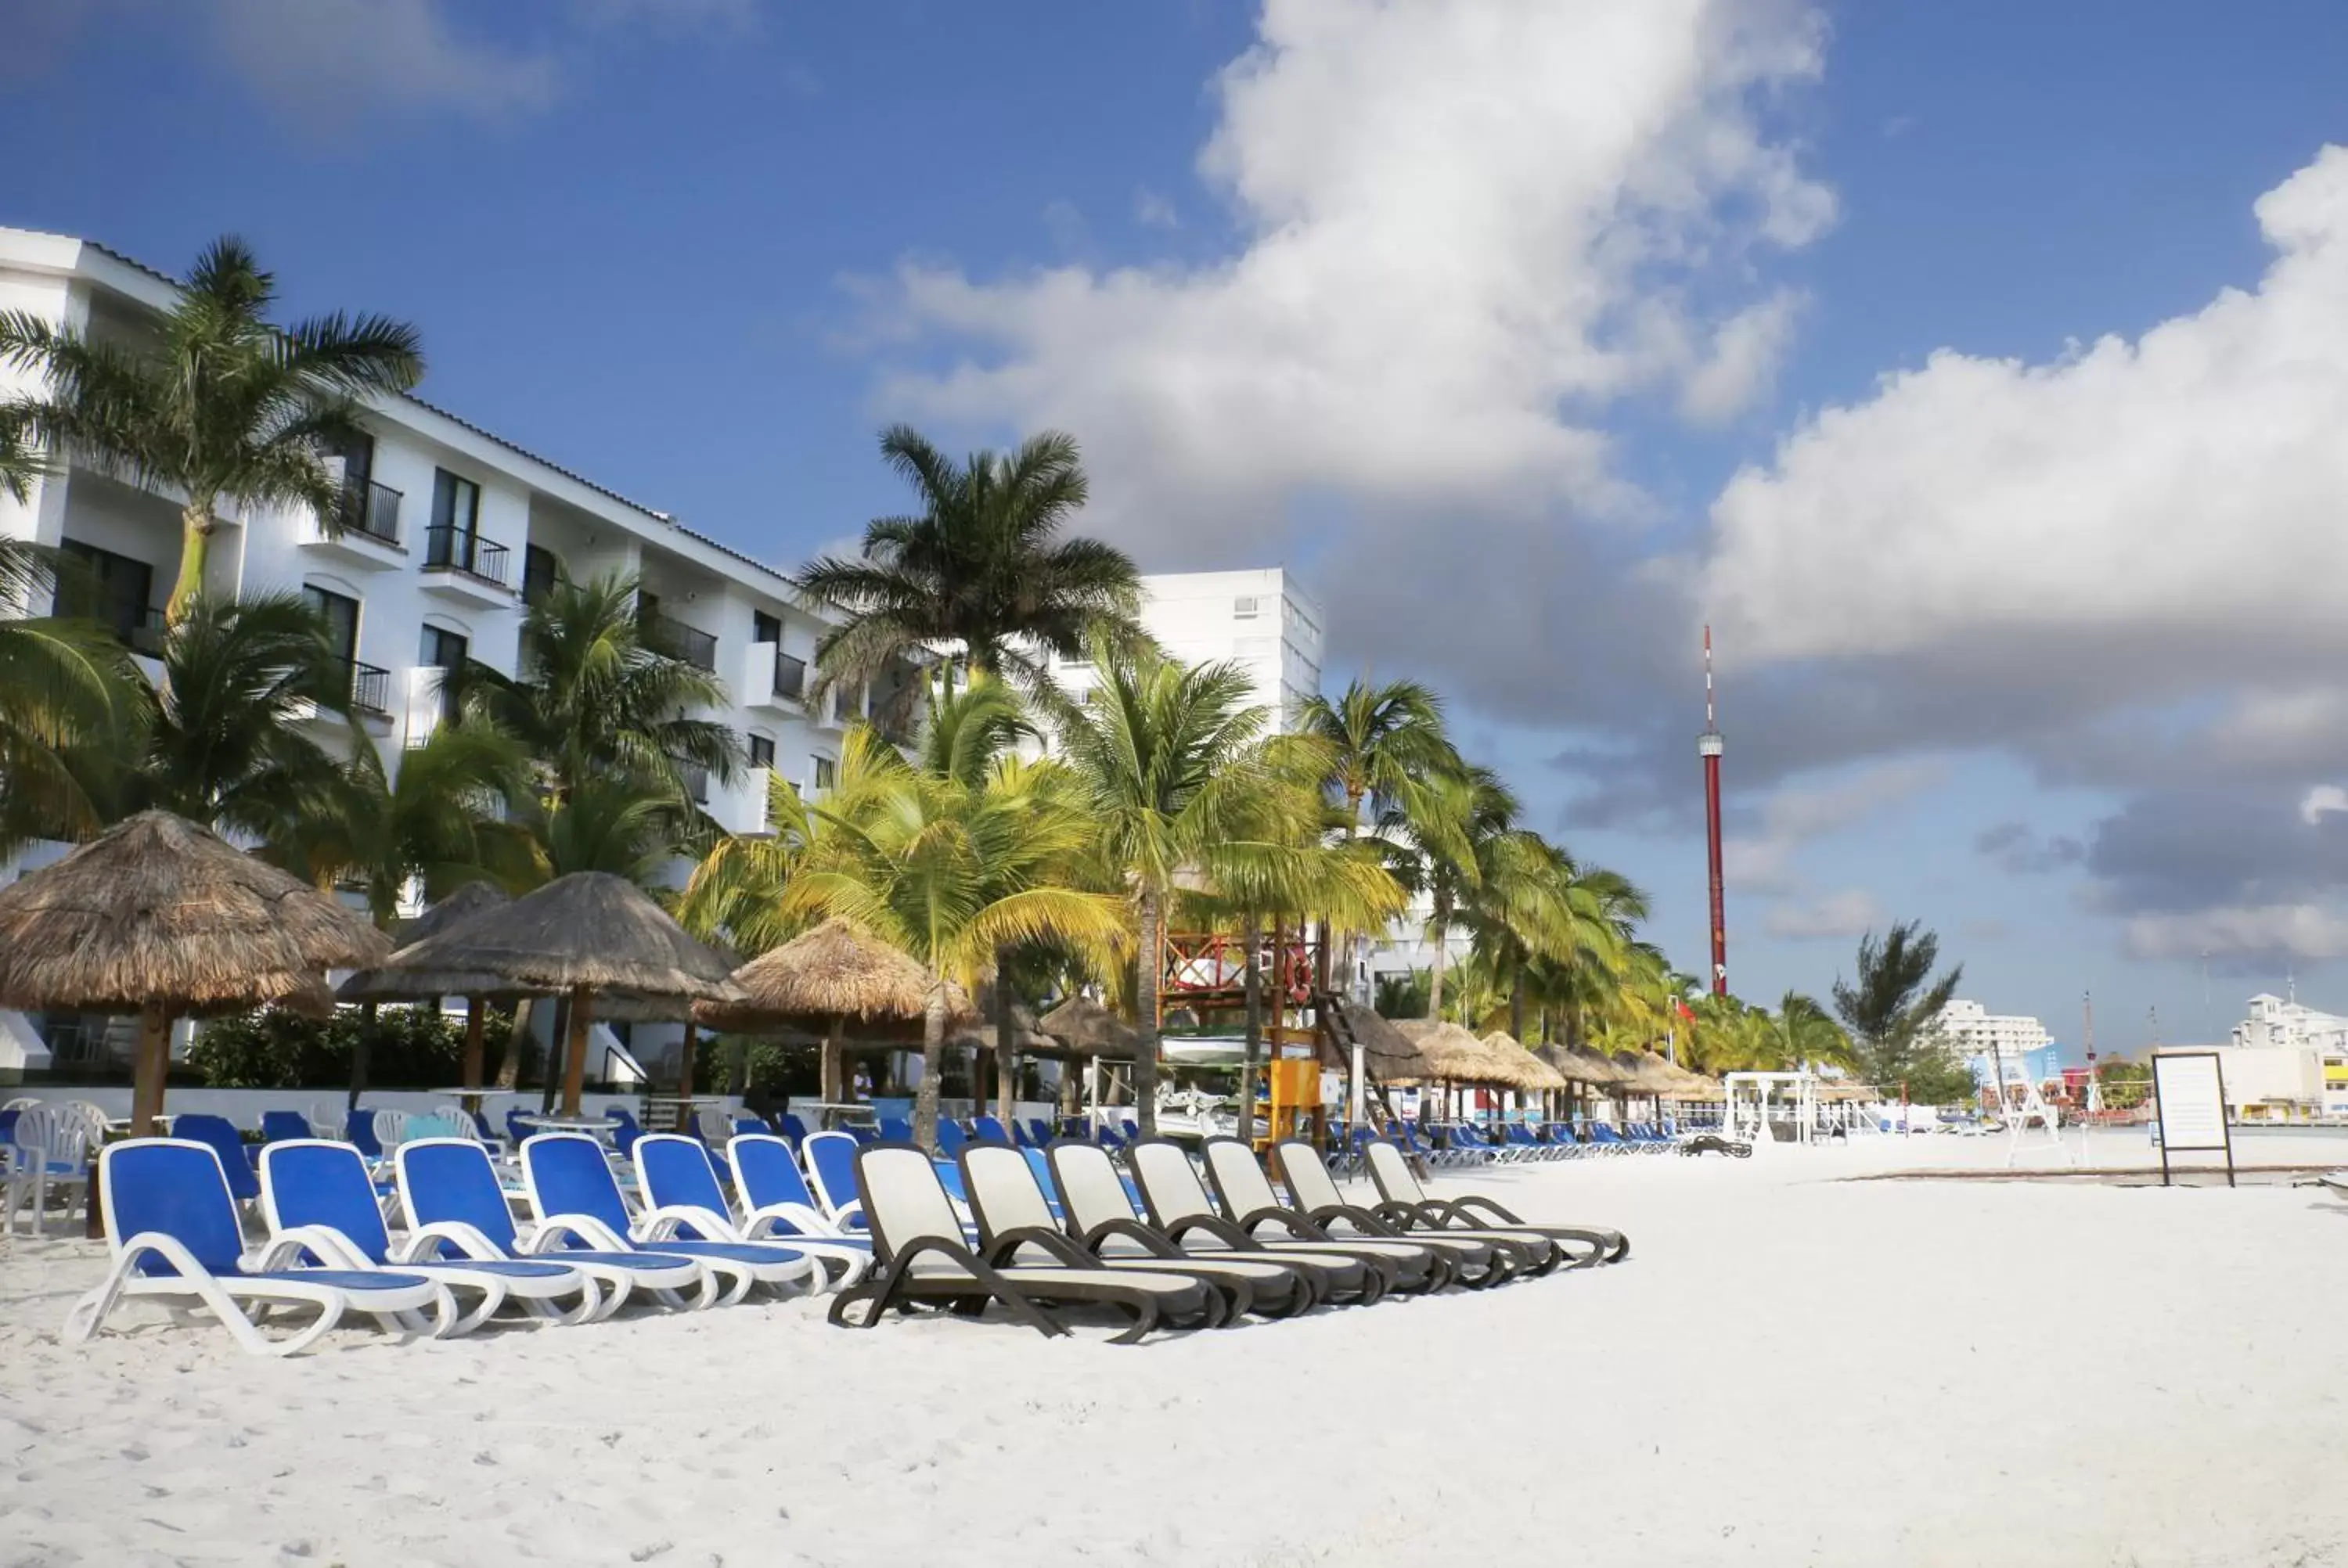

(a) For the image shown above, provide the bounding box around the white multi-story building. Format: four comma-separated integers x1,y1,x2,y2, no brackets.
1051,567,1324,732
1933,1001,2054,1072
0,227,919,1071
2224,994,2348,1118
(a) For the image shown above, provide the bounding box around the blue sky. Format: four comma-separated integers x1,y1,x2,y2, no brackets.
9,0,2348,1053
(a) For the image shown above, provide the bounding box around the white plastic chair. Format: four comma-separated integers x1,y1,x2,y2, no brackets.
434,1104,488,1142
5,1104,94,1236
371,1108,414,1154
694,1105,734,1147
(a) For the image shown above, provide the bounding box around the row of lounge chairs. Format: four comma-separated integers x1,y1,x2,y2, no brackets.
65,1124,1627,1352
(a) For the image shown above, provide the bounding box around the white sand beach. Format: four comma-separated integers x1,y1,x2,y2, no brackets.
6,1136,2348,1567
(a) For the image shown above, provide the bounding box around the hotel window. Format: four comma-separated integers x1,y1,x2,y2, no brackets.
747,734,776,770
1233,595,1260,619
420,624,468,671
523,543,562,604
814,756,837,793
753,610,783,646
304,585,361,664
430,469,481,545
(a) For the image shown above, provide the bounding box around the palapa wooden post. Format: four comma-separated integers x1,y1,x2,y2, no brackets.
460,995,488,1091
560,983,593,1117
822,1016,845,1104
128,1003,172,1138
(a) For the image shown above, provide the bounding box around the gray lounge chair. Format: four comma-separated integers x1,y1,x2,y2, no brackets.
1125,1136,1448,1293
1199,1137,1514,1289
1362,1138,1630,1264
1271,1138,1576,1275
826,1145,1221,1343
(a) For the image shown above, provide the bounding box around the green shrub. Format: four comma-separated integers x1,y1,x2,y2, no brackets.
187,1005,514,1090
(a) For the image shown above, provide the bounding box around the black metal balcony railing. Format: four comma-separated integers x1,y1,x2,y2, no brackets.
772,650,808,700
680,761,711,805
340,658,391,716
648,612,718,672
335,479,402,545
423,526,510,588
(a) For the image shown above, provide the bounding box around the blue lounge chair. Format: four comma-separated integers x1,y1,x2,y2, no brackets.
971,1114,1014,1145
877,1116,915,1143
259,1139,596,1332
506,1109,535,1147
344,1107,385,1160
172,1113,262,1196
726,1134,878,1262
935,1120,971,1159
64,1139,453,1357
261,1109,313,1145
1020,1118,1055,1149
520,1133,816,1305
602,1106,645,1157
779,1113,811,1148
635,1134,870,1290
801,1131,870,1229
396,1137,711,1317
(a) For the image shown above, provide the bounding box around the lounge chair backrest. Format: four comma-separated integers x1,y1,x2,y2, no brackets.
1046,1142,1142,1234
344,1107,384,1158
1125,1138,1217,1225
1201,1138,1285,1217
260,1109,312,1144
877,1116,914,1144
1271,1141,1347,1212
101,1139,243,1275
960,1142,1056,1238
851,1145,962,1260
520,1134,636,1235
1363,1140,1428,1204
801,1131,862,1218
258,1140,394,1264
733,1115,767,1139
605,1106,643,1154
935,1120,969,1158
1021,1119,1053,1149
971,1114,1011,1145
779,1113,810,1145
397,1138,524,1253
506,1109,535,1146
636,1133,729,1216
729,1133,819,1212
171,1113,259,1202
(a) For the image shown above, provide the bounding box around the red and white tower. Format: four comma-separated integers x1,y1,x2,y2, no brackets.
1699,627,1727,997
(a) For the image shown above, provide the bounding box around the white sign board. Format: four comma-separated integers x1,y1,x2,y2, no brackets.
2151,1051,2236,1186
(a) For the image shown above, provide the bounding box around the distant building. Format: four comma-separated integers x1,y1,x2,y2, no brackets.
1934,1001,2054,1069
2218,994,2348,1119
1050,568,1324,733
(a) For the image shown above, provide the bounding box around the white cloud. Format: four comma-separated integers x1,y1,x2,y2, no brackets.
1133,189,1179,230
1724,758,1945,891
878,0,1831,554
1764,889,1888,940
1704,146,2348,677
2124,903,2348,962
2301,786,2348,825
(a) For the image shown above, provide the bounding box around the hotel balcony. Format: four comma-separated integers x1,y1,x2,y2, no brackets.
290,656,393,731
744,642,808,712
646,610,718,673
420,525,515,606
298,480,405,570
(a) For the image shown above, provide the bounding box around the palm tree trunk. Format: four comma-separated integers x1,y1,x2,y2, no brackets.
1239,913,1263,1149
128,1003,172,1138
1134,887,1163,1137
914,979,949,1150
166,499,215,625
1428,886,1451,1019
499,999,529,1088
1509,968,1526,1046
994,944,1016,1129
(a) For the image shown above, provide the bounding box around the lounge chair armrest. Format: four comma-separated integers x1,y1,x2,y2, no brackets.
1077,1217,1181,1258
1451,1194,1526,1225
110,1230,220,1282
632,1204,736,1244
395,1222,503,1264
744,1201,841,1240
981,1226,1093,1270
1237,1206,1331,1242
256,1226,365,1271
1305,1202,1402,1236
1165,1212,1259,1250
524,1214,631,1255
1370,1199,1430,1227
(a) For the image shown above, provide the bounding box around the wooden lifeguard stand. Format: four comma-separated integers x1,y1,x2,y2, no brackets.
1158,923,1328,1151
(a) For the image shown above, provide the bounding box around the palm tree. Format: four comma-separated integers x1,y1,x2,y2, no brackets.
0,236,423,624
781,748,1128,1148
274,725,534,924
790,425,1143,706
0,412,48,503
462,570,741,824
1054,643,1365,1135
679,724,901,951
1768,991,1852,1071
0,539,139,852
1416,764,1517,1020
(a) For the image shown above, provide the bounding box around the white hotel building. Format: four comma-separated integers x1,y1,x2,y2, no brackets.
0,227,1329,1074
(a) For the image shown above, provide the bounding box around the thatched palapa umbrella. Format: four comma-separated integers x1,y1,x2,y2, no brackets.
1039,994,1149,1121
0,811,391,1135
697,918,969,1107
337,878,511,1103
356,872,744,1116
